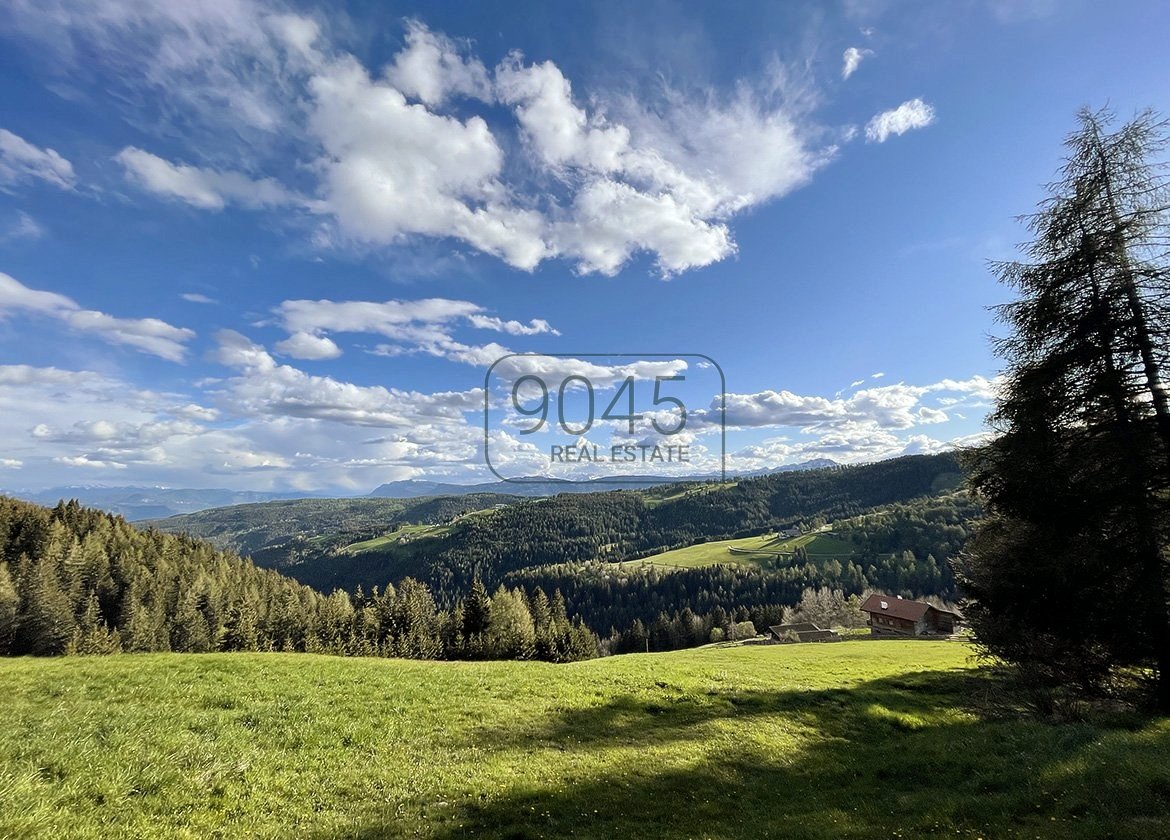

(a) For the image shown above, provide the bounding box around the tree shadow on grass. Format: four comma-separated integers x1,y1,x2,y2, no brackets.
313,668,1170,840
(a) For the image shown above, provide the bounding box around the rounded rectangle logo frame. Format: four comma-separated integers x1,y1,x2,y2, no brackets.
483,352,726,484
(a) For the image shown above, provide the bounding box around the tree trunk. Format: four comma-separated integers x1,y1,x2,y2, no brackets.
1092,131,1170,708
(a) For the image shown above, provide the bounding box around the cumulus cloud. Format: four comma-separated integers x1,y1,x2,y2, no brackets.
495,55,829,275
273,295,565,365
116,147,305,210
385,20,492,105
274,331,343,360
213,329,483,428
842,47,872,80
865,98,936,143
698,374,998,433
0,359,491,490
0,128,75,189
466,315,560,336
0,272,195,361
9,4,841,276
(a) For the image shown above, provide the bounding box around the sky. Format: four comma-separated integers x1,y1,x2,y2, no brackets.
1,0,1168,493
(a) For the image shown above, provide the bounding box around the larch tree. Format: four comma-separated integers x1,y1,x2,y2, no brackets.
961,108,1170,708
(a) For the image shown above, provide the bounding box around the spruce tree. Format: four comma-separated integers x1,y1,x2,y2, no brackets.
461,578,492,658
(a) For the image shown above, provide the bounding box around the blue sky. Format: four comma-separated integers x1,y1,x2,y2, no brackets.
0,0,1167,492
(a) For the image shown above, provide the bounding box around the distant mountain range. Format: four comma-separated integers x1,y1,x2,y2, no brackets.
0,486,319,520
367,459,840,499
2,459,840,518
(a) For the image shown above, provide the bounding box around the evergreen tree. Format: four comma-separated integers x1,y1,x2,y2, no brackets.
171,588,214,653
221,600,260,651
14,553,75,655
0,561,19,654
69,592,122,655
389,578,443,659
461,578,492,658
528,587,555,660
484,586,536,660
962,109,1170,706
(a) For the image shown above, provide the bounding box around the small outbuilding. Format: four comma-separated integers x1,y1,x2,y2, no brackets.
767,622,840,643
859,594,962,637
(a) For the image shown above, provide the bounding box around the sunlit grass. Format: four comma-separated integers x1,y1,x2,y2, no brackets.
1,642,1167,839
619,531,858,571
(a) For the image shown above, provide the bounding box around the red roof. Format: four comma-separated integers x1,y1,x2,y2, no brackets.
859,594,933,622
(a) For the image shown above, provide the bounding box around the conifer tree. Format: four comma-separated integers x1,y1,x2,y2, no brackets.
485,586,536,660
0,561,19,654
69,592,122,655
962,109,1170,706
220,600,260,651
461,578,492,658
14,554,75,655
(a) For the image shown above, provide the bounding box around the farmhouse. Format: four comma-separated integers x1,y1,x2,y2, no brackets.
767,622,840,643
860,594,961,637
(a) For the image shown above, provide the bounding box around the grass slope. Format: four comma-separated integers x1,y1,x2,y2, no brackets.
621,531,858,571
2,644,1168,839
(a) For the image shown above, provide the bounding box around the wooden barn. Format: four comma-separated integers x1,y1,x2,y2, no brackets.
859,594,961,637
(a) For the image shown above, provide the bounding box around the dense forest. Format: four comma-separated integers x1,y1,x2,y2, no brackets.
0,497,598,662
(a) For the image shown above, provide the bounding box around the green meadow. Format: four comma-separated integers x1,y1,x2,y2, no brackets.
620,531,857,571
2,642,1168,839
342,522,456,554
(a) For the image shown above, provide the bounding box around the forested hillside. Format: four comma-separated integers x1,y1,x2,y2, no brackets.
0,497,597,662
153,453,966,600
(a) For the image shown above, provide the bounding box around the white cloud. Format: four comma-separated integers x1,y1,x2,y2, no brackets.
0,128,75,189
0,360,489,491
1,211,46,242
308,54,551,271
842,47,872,80
274,331,343,360
212,329,483,428
496,54,829,275
274,295,564,365
181,292,217,304
0,273,195,362
116,147,305,210
385,20,492,106
701,374,997,433
865,98,936,143
466,315,560,336
9,6,839,276
54,455,128,470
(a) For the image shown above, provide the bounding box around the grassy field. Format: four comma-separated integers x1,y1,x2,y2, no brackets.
2,643,1168,839
620,531,857,571
342,522,455,555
